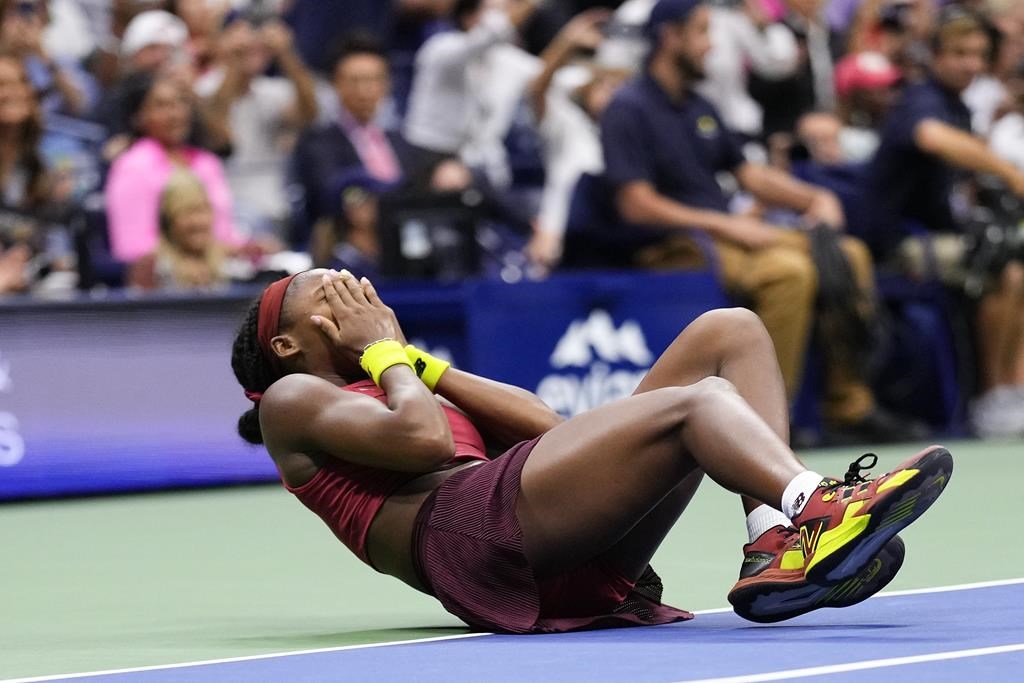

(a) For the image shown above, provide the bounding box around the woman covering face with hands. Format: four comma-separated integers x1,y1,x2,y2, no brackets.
229,269,951,632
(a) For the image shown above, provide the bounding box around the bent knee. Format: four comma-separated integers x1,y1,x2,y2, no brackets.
693,307,770,349
691,375,738,397
695,307,765,335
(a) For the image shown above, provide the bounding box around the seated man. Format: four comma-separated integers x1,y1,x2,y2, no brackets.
291,34,472,247
601,0,918,443
859,9,1024,438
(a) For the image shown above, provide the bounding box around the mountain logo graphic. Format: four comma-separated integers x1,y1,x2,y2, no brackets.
549,310,654,369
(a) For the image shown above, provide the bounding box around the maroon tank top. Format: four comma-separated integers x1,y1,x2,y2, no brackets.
283,380,488,567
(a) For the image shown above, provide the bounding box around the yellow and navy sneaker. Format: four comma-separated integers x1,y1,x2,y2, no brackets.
728,525,905,623
794,445,953,586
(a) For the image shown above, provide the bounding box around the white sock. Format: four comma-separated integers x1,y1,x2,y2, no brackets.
781,471,825,519
746,504,792,542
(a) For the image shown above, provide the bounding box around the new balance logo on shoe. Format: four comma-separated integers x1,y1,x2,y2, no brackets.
800,520,828,557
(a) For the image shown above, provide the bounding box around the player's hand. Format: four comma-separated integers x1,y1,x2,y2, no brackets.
312,270,402,360
359,275,408,347
715,215,786,250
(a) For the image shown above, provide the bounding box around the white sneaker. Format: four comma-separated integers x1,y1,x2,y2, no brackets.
970,387,1024,439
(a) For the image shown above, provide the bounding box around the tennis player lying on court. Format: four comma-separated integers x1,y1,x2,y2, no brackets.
231,269,952,632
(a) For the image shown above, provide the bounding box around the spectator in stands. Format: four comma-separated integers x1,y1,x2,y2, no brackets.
0,50,73,294
0,0,91,117
308,174,385,280
697,0,798,148
195,10,317,241
527,7,623,270
167,0,226,76
792,110,845,166
126,168,231,290
91,9,189,143
403,0,541,189
596,0,799,145
601,0,920,443
963,0,1024,137
105,73,243,263
990,64,1024,172
283,0,454,74
292,35,473,240
752,0,836,139
859,9,1024,437
292,35,411,237
833,50,902,161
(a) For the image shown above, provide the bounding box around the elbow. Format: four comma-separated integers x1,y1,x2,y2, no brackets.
617,191,646,224
408,427,456,469
914,121,944,156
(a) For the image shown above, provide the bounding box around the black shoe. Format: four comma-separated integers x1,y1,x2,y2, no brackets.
823,408,931,446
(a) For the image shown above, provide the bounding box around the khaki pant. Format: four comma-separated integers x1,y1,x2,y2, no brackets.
635,230,876,423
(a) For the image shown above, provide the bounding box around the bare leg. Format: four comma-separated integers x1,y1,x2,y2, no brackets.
517,312,806,576
596,308,794,580
977,263,1024,389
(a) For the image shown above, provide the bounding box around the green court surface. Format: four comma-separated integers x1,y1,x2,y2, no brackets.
2,439,1021,681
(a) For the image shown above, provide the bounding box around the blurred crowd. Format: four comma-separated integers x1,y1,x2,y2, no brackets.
0,0,1022,438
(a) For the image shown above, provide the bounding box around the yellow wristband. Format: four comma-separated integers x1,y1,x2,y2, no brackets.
405,344,451,392
359,339,413,386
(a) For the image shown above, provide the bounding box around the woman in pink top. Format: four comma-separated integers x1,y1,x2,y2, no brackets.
229,268,950,633
104,73,243,263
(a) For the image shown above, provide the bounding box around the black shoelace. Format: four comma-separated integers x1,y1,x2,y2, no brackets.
843,453,879,485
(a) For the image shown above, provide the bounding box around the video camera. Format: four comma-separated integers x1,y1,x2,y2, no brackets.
961,176,1024,297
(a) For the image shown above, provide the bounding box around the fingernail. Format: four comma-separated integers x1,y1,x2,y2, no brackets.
360,277,369,284
310,315,320,324
340,269,351,277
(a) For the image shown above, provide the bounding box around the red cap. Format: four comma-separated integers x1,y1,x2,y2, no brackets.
835,52,902,98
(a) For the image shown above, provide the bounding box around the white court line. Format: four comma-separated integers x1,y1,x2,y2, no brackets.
0,633,490,683
676,643,1024,683
5,577,1022,683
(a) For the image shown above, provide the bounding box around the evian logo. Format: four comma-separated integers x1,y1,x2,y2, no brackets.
537,310,654,417
549,310,654,368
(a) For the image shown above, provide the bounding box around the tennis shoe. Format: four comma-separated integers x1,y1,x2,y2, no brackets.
728,525,904,623
793,445,953,586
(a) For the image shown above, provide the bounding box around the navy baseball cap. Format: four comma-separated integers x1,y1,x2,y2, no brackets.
646,0,704,38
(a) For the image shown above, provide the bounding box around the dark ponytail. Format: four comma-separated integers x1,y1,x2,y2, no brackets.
231,296,278,445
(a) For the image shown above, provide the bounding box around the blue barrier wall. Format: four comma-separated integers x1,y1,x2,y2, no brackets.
0,271,728,500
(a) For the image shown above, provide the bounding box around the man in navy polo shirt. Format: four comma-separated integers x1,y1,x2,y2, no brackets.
601,0,907,443
859,10,1024,438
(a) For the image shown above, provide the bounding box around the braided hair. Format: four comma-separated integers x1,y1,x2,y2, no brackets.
231,296,278,445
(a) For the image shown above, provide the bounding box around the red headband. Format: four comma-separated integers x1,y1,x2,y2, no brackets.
248,273,298,403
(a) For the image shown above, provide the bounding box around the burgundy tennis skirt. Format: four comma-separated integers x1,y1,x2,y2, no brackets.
411,437,694,634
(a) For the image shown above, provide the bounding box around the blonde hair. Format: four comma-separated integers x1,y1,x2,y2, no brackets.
155,169,225,288
158,169,211,235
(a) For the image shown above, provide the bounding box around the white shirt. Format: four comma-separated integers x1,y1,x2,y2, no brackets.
697,8,798,137
403,10,540,188
963,75,1009,138
536,66,604,236
195,70,297,230
990,112,1024,172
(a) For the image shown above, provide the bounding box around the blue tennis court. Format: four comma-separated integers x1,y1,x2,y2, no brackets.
9,580,1023,683
3,441,1020,683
